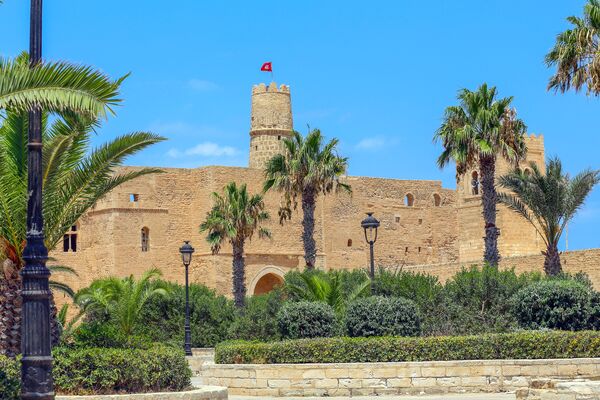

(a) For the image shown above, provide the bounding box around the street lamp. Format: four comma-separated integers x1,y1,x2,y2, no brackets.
179,241,195,356
361,212,380,292
21,1,55,399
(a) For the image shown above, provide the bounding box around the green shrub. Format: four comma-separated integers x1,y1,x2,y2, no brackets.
346,296,420,337
0,355,19,400
511,280,592,330
52,345,191,395
228,289,283,342
71,322,152,349
277,301,336,339
215,330,600,364
138,282,236,347
0,346,191,396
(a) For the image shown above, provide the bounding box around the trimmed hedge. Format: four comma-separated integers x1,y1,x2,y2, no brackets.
1,346,191,397
277,301,336,339
215,330,600,364
346,296,420,337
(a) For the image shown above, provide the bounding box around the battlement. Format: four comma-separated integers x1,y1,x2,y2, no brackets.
252,82,290,95
525,133,545,152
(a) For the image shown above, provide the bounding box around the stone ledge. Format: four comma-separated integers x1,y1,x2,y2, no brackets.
56,386,228,400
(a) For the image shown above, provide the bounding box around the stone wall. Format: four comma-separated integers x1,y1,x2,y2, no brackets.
403,248,600,286
192,358,600,397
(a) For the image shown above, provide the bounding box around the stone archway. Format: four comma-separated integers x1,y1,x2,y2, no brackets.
249,266,285,296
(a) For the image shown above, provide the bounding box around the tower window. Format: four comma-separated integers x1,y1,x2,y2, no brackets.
141,227,150,252
471,171,480,195
255,146,258,150
418,218,423,225
277,135,281,140
63,225,78,252
404,193,414,207
418,246,421,253
405,247,409,253
347,239,352,247
395,216,400,223
433,193,441,207
130,194,139,202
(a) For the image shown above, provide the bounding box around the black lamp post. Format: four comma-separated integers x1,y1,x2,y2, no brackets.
179,241,194,356
21,0,55,399
361,212,380,293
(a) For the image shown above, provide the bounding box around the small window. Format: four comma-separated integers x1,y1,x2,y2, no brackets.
405,247,409,253
418,218,423,225
255,146,258,150
433,193,441,207
277,135,281,140
130,194,139,202
395,216,400,223
418,246,421,253
141,227,150,252
404,193,414,207
347,239,352,247
63,225,78,252
471,171,480,195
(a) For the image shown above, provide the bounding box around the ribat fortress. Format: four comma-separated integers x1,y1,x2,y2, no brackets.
52,82,553,297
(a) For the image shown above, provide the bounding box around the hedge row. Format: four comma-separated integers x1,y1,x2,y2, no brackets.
0,345,191,398
215,330,600,364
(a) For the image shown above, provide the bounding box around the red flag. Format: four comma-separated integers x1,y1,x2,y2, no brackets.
260,62,272,72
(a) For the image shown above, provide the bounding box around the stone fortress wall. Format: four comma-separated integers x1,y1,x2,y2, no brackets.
50,82,597,301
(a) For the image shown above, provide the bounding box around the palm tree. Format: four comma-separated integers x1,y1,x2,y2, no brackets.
499,158,599,276
75,268,170,337
0,111,163,356
200,182,271,308
434,83,527,266
285,270,370,315
264,129,350,269
545,0,600,96
0,52,123,117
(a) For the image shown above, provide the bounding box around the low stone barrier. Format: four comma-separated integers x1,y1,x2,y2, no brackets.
516,379,600,399
56,386,228,400
191,357,600,397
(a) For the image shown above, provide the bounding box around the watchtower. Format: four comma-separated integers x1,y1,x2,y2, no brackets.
248,82,294,169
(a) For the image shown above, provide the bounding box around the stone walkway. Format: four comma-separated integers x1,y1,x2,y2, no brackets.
231,393,515,400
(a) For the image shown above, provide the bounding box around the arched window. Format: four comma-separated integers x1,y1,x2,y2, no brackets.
63,225,78,252
141,227,149,252
404,193,414,207
433,193,441,207
471,171,480,195
347,239,353,247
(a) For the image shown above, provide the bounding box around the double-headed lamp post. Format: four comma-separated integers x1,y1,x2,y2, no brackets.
179,241,195,356
361,212,380,293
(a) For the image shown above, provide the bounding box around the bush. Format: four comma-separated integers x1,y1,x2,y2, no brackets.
0,346,191,396
277,301,336,339
53,345,191,395
71,322,152,349
215,330,600,364
0,355,19,400
511,280,593,330
346,296,420,337
138,282,236,347
228,289,283,342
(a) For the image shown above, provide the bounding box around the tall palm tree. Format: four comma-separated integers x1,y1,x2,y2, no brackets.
200,182,270,308
499,158,599,276
75,268,170,337
0,111,164,356
434,83,527,266
264,129,350,269
0,52,123,117
545,0,600,96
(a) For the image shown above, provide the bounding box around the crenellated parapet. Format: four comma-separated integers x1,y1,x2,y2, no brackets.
252,82,290,94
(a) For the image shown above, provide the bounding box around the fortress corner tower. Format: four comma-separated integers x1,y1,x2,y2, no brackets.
249,82,294,169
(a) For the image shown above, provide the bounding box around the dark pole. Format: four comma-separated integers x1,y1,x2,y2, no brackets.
21,0,55,399
369,240,375,293
184,263,192,356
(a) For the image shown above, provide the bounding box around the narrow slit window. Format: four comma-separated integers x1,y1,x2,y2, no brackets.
63,225,78,252
141,227,150,252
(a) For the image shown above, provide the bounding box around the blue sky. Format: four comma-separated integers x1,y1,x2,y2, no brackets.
1,1,599,250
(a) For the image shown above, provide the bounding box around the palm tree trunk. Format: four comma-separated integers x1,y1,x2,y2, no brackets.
301,187,317,269
232,241,246,308
0,259,22,358
544,244,562,276
479,155,500,266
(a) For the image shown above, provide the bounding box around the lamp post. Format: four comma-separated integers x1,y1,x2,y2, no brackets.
361,212,380,293
179,241,194,356
21,0,55,399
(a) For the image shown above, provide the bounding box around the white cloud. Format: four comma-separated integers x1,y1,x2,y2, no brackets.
167,142,240,158
355,137,386,150
188,79,219,91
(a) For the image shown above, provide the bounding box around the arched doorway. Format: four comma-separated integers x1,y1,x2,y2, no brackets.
249,266,285,295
